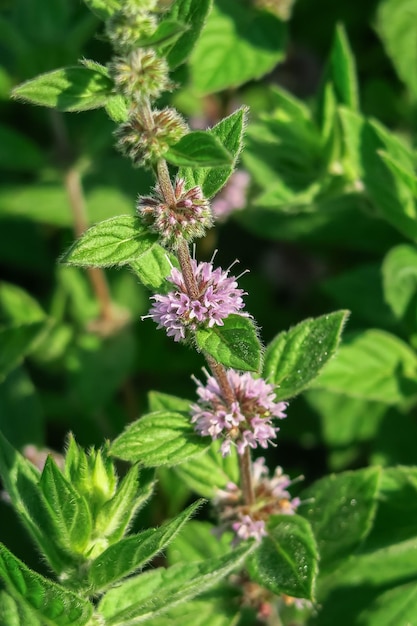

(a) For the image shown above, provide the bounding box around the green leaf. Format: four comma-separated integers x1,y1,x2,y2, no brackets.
375,0,417,100
313,329,417,406
0,543,93,625
129,244,177,292
137,19,188,48
164,0,213,69
248,515,318,600
82,0,120,20
179,107,248,198
174,441,239,498
97,544,255,624
0,283,45,325
358,581,417,626
12,67,114,112
329,24,359,109
110,411,210,466
105,95,129,123
39,457,92,554
148,391,191,413
190,0,286,94
168,521,233,565
0,367,44,449
0,322,46,382
299,467,381,572
0,125,45,172
165,131,232,167
263,311,349,401
195,314,262,372
89,501,202,592
0,590,43,626
61,216,158,268
382,244,417,324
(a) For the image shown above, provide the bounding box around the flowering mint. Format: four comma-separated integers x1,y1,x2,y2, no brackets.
191,370,287,456
214,458,302,544
146,260,247,341
137,178,213,249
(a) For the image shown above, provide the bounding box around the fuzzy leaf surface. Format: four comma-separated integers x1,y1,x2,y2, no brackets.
110,411,209,466
195,314,261,372
165,131,232,167
248,515,318,600
263,311,349,401
61,216,158,268
179,107,247,198
12,67,113,112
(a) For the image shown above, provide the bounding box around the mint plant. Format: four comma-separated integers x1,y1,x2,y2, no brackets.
2,0,417,625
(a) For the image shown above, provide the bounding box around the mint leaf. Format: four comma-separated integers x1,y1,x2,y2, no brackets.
164,0,213,69
165,131,232,167
329,24,359,109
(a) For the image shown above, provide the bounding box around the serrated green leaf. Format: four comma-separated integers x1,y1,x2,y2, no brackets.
299,467,381,572
137,19,188,48
179,107,247,198
0,544,93,625
97,543,255,624
89,501,202,592
39,457,92,554
376,0,417,100
313,329,417,406
12,67,114,112
0,322,46,382
82,0,120,20
61,216,158,268
263,311,349,401
382,244,417,324
165,131,232,167
195,314,261,372
95,466,155,543
110,411,209,466
164,0,213,69
329,24,359,109
129,244,177,292
190,0,286,94
248,515,318,600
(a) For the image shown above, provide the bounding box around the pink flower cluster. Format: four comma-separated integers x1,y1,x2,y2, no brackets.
147,259,247,342
190,370,287,457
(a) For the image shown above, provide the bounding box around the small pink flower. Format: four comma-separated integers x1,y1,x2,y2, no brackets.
146,260,247,341
232,515,267,542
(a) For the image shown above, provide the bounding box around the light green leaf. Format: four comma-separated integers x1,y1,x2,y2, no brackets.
248,515,318,600
313,329,417,406
190,0,286,94
165,131,232,167
110,411,209,466
179,107,248,198
359,582,417,626
0,544,93,625
263,311,349,401
382,244,417,324
299,467,381,573
329,24,359,109
376,0,417,100
0,590,43,626
61,216,158,267
168,521,233,565
147,391,191,414
97,543,255,624
195,314,262,372
164,0,213,69
12,67,114,112
129,244,177,292
82,0,120,20
0,283,45,325
89,501,202,592
137,19,188,48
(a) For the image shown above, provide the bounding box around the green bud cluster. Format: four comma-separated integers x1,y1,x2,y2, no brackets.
115,107,187,167
110,49,172,103
105,2,158,54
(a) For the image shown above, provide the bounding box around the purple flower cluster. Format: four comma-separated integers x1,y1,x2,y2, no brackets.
147,260,247,342
191,370,287,456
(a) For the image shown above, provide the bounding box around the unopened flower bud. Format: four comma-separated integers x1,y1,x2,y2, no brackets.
137,178,213,248
115,107,188,167
110,49,171,102
106,8,157,53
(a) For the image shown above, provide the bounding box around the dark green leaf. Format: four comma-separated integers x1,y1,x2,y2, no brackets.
248,515,318,600
164,0,213,69
0,125,45,172
190,0,286,94
0,322,46,382
195,314,262,372
110,411,209,466
165,131,232,167
329,24,359,109
137,20,188,48
0,367,44,449
89,501,202,592
263,311,349,401
12,67,114,112
0,543,93,625
179,107,248,198
61,216,158,267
